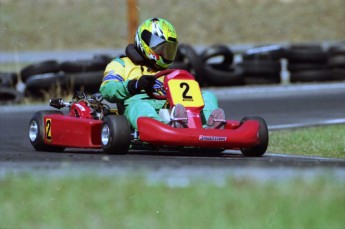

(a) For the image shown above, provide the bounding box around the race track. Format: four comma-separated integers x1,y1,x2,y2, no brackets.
0,83,344,178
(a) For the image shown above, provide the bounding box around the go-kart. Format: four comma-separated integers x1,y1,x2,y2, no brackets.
28,69,269,156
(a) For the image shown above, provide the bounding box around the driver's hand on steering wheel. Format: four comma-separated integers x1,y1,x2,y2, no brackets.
127,75,156,95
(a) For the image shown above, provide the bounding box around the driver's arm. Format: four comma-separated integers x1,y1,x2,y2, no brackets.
100,58,132,102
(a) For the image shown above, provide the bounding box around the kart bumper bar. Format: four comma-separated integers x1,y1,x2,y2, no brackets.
138,117,260,149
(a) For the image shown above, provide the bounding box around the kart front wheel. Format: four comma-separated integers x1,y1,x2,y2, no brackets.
101,115,131,154
29,110,65,152
240,116,269,157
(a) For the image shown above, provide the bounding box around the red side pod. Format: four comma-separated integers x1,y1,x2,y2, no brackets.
137,117,260,149
44,114,102,148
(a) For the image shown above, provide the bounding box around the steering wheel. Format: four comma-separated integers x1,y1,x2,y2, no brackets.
147,69,176,100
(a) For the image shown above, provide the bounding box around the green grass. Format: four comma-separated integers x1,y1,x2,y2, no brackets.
0,0,344,52
0,174,344,229
268,124,345,159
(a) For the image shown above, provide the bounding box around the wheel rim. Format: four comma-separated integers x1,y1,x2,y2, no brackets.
101,124,110,145
29,121,38,142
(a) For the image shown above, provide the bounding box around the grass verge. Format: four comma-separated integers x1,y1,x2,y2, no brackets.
0,174,344,229
268,124,345,159
0,0,344,51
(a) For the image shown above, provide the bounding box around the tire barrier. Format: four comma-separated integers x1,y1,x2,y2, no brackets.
286,44,330,83
2,42,344,104
200,44,245,86
243,44,286,61
65,71,103,94
0,87,23,104
174,44,206,86
60,56,109,73
327,43,345,81
25,72,67,98
0,72,18,88
21,54,113,99
20,60,61,82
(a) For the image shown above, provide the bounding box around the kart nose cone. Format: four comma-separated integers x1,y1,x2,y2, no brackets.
29,121,38,142
101,125,110,145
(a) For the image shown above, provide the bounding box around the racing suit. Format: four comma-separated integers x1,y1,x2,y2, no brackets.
100,45,220,130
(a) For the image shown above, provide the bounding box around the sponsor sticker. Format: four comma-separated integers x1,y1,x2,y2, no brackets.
199,135,227,141
75,103,86,111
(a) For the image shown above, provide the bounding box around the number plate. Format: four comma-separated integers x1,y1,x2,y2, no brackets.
45,118,52,142
168,79,204,107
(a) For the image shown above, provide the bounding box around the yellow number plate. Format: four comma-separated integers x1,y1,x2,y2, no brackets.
168,79,204,107
45,118,52,142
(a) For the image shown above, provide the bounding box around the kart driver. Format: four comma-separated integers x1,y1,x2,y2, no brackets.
100,17,225,130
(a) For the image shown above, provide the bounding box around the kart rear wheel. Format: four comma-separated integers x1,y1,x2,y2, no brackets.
240,117,269,157
29,110,65,152
101,115,131,154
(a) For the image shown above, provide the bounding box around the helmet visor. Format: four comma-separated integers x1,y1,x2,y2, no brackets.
142,30,178,63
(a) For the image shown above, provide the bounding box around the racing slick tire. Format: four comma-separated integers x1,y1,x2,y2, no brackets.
29,110,65,152
240,116,269,157
101,115,131,154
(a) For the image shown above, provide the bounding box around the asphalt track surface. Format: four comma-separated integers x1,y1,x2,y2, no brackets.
0,82,344,180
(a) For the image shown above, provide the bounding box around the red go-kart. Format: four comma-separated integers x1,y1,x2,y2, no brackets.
29,69,269,156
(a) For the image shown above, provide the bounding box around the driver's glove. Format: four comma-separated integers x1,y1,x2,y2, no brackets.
127,75,156,95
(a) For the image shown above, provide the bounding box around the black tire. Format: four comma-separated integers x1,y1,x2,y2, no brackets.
288,63,328,72
177,44,206,86
20,60,61,82
328,44,345,56
170,61,191,71
0,72,18,88
290,69,333,82
243,44,286,61
24,72,67,97
92,54,114,64
201,44,234,69
241,60,281,85
0,87,23,104
328,55,345,68
60,59,107,73
241,60,281,75
240,117,268,157
203,64,245,86
65,71,103,93
331,68,345,81
101,115,131,154
285,45,327,64
244,74,281,85
29,110,65,152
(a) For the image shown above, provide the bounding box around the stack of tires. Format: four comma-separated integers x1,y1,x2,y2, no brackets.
200,44,245,87
61,54,112,94
285,44,330,83
22,60,65,98
23,55,113,98
172,44,245,87
328,43,345,81
241,45,284,85
0,71,22,104
171,44,204,85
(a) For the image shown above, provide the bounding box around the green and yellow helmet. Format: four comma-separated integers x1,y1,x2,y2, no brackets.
135,18,178,69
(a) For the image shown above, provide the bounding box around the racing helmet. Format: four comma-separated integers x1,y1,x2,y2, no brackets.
135,18,178,69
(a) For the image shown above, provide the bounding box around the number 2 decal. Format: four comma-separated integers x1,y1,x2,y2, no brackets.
45,118,52,141
180,82,193,101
